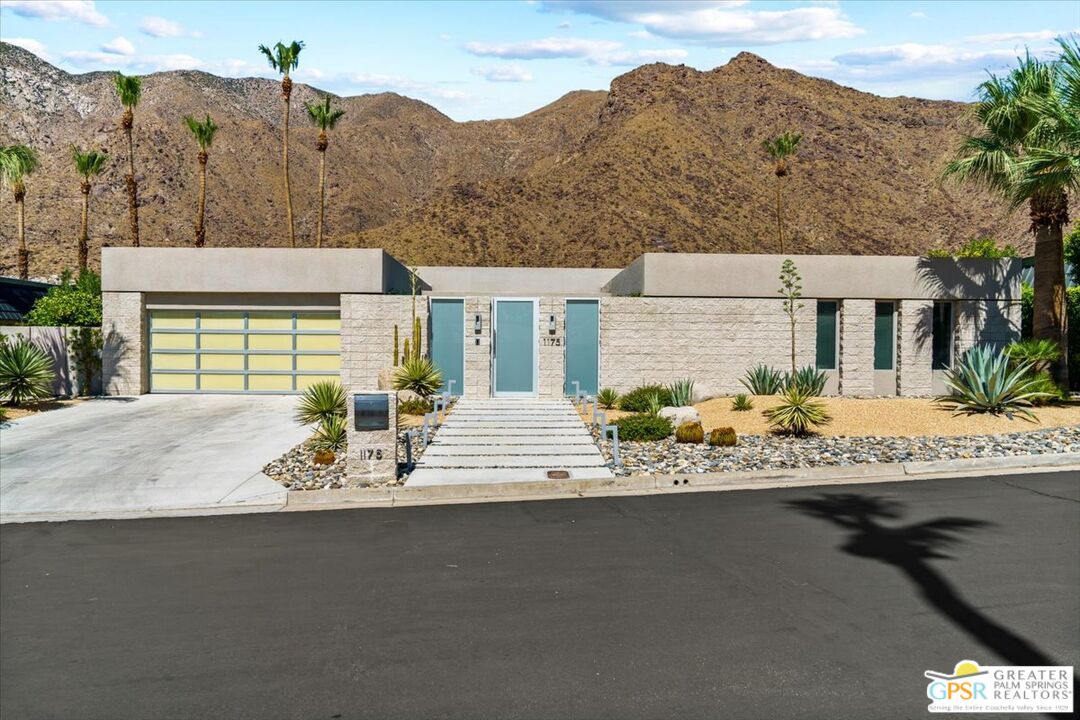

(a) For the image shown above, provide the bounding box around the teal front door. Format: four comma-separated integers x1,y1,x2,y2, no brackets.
430,298,464,395
564,299,599,396
493,299,536,396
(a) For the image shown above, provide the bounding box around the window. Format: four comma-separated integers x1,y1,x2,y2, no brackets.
932,301,954,370
874,301,895,371
815,300,838,370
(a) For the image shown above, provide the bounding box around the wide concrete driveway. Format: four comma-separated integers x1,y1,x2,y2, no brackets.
0,395,308,522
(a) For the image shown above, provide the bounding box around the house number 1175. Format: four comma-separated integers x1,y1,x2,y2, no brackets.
542,337,562,346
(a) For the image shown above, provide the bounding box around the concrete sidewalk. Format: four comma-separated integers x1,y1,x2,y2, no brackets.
1,395,307,523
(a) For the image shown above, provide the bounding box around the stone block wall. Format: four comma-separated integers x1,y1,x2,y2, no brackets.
345,390,397,485
599,297,816,398
956,300,1022,357
840,299,875,396
101,291,147,396
464,296,491,398
538,297,567,397
898,299,934,396
340,294,427,393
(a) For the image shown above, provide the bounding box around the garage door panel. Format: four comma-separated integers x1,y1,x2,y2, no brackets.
149,310,340,394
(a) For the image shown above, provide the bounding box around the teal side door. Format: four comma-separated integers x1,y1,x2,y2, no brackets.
430,299,464,395
493,300,536,395
564,299,599,396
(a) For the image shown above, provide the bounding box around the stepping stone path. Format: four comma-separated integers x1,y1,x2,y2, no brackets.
405,398,614,486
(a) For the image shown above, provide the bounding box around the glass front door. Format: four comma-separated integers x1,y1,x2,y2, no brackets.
493,299,537,396
564,299,599,396
430,299,464,396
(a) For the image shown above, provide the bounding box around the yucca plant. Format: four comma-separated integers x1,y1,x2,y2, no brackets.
783,365,828,396
310,413,347,454
764,386,831,435
731,393,754,411
644,391,664,418
596,387,620,409
393,356,443,398
667,378,695,406
937,345,1052,420
295,380,347,426
0,337,55,406
741,364,783,395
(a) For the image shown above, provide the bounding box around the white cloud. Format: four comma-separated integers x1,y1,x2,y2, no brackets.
589,48,688,66
471,64,534,82
627,29,652,39
0,0,107,27
338,71,468,101
1,36,50,59
465,36,620,59
556,21,570,29
62,49,202,71
909,11,926,19
138,16,190,38
539,0,861,46
964,29,1075,44
100,36,134,56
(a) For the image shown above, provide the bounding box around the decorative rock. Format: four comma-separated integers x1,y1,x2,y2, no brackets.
377,366,396,391
659,406,700,427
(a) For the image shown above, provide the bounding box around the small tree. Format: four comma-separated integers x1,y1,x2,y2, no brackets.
778,259,803,375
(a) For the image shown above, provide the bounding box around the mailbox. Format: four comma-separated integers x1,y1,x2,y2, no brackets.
353,393,390,431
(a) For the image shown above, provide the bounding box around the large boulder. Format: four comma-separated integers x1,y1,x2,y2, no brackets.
377,366,396,391
659,406,700,427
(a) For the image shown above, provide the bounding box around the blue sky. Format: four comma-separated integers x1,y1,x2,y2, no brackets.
1,1,1077,120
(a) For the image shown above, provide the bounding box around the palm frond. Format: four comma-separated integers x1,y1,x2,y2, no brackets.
113,73,141,108
0,145,39,186
71,147,108,178
183,114,219,150
305,96,346,131
259,41,304,75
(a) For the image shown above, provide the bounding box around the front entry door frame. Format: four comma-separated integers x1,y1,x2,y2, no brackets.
491,297,539,397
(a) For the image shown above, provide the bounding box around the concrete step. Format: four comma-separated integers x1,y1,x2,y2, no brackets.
416,455,608,469
423,444,602,456
405,466,614,486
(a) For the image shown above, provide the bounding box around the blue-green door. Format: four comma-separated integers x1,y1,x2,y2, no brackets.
430,299,464,395
564,300,599,396
494,300,536,396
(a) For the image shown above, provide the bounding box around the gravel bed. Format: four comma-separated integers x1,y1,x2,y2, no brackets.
264,429,428,491
596,425,1080,476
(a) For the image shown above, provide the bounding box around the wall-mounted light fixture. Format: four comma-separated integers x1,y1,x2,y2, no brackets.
548,315,557,335
474,314,482,334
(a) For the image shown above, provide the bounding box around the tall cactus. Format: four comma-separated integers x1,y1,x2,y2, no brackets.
403,338,410,364
393,324,399,366
412,315,422,360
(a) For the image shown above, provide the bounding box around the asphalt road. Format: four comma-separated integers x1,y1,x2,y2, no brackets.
2,472,1078,720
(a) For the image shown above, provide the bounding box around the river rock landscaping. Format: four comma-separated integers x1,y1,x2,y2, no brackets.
264,429,429,490
596,425,1080,476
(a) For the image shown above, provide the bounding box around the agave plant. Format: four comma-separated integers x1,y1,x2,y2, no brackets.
393,356,443,398
310,413,347,453
667,378,695,406
295,380,346,426
731,393,754,411
764,386,831,435
783,365,828,396
0,336,55,406
596,387,620,410
645,391,664,418
741,364,783,395
937,345,1052,420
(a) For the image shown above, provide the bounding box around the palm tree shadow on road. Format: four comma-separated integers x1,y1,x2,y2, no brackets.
784,493,1067,671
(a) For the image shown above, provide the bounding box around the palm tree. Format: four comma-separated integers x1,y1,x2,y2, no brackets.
258,40,304,247
761,131,802,253
72,147,108,271
114,72,142,247
944,41,1078,387
304,96,346,248
183,114,218,248
0,145,40,279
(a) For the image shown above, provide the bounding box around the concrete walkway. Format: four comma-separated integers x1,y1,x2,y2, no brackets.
406,398,614,486
0,395,307,522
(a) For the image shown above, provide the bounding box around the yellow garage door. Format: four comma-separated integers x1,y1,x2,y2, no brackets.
149,310,340,393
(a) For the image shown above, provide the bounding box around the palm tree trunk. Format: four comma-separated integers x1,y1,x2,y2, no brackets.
16,193,28,280
776,177,784,254
195,153,207,248
316,147,326,248
79,183,90,271
125,123,140,248
282,84,295,248
1032,218,1069,389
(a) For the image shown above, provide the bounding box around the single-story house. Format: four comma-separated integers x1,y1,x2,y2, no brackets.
100,248,1022,401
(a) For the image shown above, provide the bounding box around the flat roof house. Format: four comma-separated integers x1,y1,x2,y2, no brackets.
100,248,1022,401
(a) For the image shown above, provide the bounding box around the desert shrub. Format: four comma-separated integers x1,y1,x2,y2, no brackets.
596,387,620,409
69,326,102,396
1005,339,1060,374
310,414,347,453
937,345,1051,419
0,336,55,406
731,394,753,411
667,378,695,406
398,397,434,415
644,391,663,417
295,380,347,426
783,365,828,396
764,387,831,435
393,357,443,398
926,237,1019,258
741,364,783,395
1020,284,1079,390
1023,371,1067,405
619,384,673,412
675,421,704,443
614,413,673,441
708,426,737,447
25,269,102,327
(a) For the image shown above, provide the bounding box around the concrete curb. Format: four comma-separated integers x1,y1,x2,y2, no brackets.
282,452,1080,512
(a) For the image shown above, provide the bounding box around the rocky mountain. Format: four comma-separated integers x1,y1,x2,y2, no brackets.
0,42,1036,276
